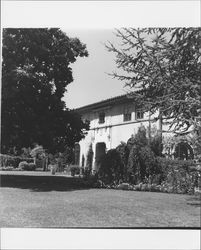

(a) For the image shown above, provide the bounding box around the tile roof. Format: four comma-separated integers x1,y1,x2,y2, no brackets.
75,93,136,113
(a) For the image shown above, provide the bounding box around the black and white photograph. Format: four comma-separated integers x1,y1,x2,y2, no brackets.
0,0,200,249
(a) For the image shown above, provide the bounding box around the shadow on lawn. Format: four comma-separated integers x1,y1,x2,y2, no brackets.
186,194,201,207
0,174,93,192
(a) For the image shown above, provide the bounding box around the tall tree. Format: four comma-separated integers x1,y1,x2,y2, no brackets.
2,28,89,153
106,28,201,134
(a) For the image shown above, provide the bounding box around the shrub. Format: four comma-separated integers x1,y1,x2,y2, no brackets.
156,157,197,194
70,165,80,176
49,164,57,175
0,154,20,168
116,142,129,181
117,183,130,190
98,149,123,184
150,133,163,156
63,146,74,165
127,125,148,150
139,146,160,182
0,154,34,168
0,166,14,171
127,145,140,183
35,159,43,168
83,167,91,179
20,147,32,158
126,125,154,184
81,155,85,167
27,163,36,171
86,143,94,172
18,161,36,171
126,127,163,184
30,145,44,158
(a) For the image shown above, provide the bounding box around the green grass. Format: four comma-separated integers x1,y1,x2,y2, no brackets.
0,187,200,228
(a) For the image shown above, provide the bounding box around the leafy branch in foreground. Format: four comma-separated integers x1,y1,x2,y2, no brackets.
106,28,201,134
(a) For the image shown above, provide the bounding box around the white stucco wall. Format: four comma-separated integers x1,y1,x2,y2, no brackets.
78,102,161,170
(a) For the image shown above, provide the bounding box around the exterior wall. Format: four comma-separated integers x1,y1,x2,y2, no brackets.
78,101,160,170
77,96,196,167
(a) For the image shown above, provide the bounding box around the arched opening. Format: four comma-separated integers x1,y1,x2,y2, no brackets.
174,142,194,160
95,142,106,170
74,143,80,165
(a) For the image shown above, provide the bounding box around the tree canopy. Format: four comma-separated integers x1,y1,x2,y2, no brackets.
106,28,201,134
2,28,89,154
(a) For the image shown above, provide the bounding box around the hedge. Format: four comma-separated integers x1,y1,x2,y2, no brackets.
156,157,199,194
18,161,36,171
0,154,34,168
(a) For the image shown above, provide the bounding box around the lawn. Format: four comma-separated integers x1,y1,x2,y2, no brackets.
0,173,200,228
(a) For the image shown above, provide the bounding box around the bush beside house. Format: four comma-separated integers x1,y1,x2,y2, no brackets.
97,125,201,194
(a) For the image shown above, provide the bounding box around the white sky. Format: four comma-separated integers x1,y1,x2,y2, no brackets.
63,29,127,109
1,1,200,109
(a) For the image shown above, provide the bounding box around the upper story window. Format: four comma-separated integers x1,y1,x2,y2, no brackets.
123,113,131,122
136,110,144,120
123,105,132,122
99,112,105,124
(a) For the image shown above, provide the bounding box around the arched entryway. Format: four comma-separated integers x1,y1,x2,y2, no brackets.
174,142,194,160
95,142,106,170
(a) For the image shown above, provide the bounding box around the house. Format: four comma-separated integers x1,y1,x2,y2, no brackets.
75,94,163,171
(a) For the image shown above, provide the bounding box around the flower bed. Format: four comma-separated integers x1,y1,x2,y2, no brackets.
93,177,201,195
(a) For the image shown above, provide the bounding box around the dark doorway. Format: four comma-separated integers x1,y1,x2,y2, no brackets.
174,142,194,160
95,142,106,170
74,143,80,165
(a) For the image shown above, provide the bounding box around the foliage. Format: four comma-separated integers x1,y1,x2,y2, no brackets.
126,125,156,183
2,28,89,153
0,154,21,168
83,167,91,179
106,28,201,134
150,132,163,156
97,126,162,184
156,157,198,194
127,125,148,150
81,154,85,167
62,146,74,165
70,165,80,176
116,142,129,180
30,145,45,158
98,149,123,184
95,143,200,194
86,143,94,172
0,154,33,168
49,164,57,175
20,147,32,158
0,166,15,171
18,161,36,171
97,123,199,193
127,144,140,183
162,134,195,159
139,146,159,180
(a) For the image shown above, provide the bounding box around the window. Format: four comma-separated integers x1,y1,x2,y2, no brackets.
136,110,144,120
99,112,105,124
123,113,131,122
123,105,132,122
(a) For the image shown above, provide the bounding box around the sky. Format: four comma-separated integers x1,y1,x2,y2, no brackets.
63,29,127,109
1,0,200,110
